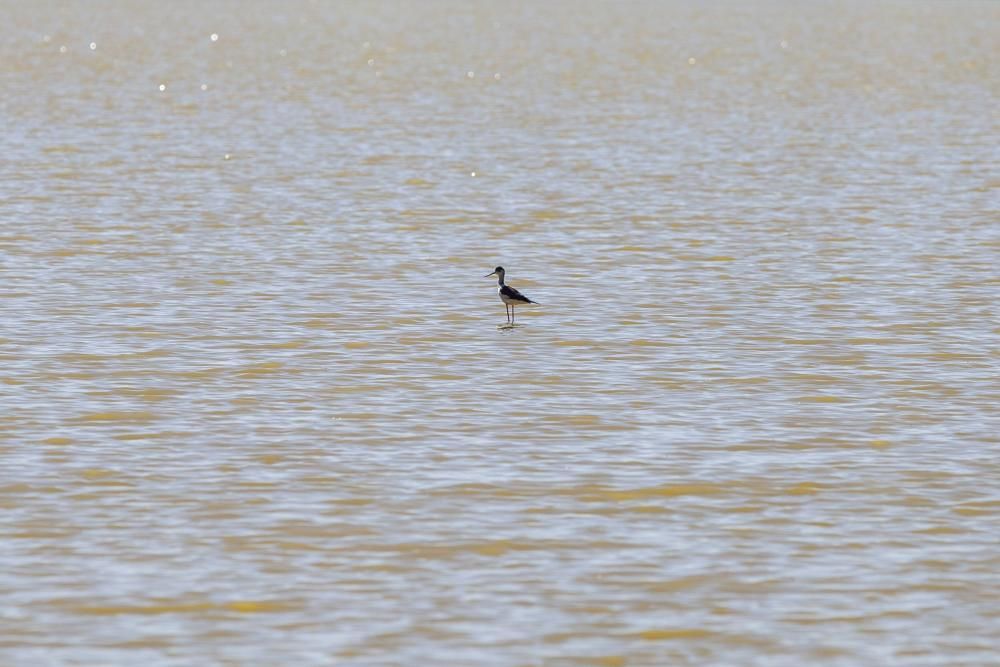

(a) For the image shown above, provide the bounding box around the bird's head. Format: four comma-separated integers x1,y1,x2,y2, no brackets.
485,266,505,278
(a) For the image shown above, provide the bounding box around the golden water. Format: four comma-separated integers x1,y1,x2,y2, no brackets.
2,1,998,665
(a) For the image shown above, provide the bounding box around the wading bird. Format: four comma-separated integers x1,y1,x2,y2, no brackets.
485,266,537,325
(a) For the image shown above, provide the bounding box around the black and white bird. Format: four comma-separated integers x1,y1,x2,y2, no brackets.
485,266,537,324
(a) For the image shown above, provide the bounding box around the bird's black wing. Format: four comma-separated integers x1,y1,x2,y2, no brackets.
501,284,535,304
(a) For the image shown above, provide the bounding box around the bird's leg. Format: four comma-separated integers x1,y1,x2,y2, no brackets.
505,304,510,323
511,305,515,324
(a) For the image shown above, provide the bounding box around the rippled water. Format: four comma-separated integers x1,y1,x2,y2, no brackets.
2,2,998,665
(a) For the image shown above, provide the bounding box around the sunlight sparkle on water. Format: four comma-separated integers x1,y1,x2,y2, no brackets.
211,33,219,42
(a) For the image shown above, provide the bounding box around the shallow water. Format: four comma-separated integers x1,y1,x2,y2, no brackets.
2,1,999,665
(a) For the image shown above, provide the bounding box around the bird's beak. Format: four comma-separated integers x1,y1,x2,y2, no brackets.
485,271,497,277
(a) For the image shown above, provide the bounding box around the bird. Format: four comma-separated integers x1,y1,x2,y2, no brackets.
485,266,537,324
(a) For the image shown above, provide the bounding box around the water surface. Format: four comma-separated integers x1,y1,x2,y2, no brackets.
1,1,998,665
